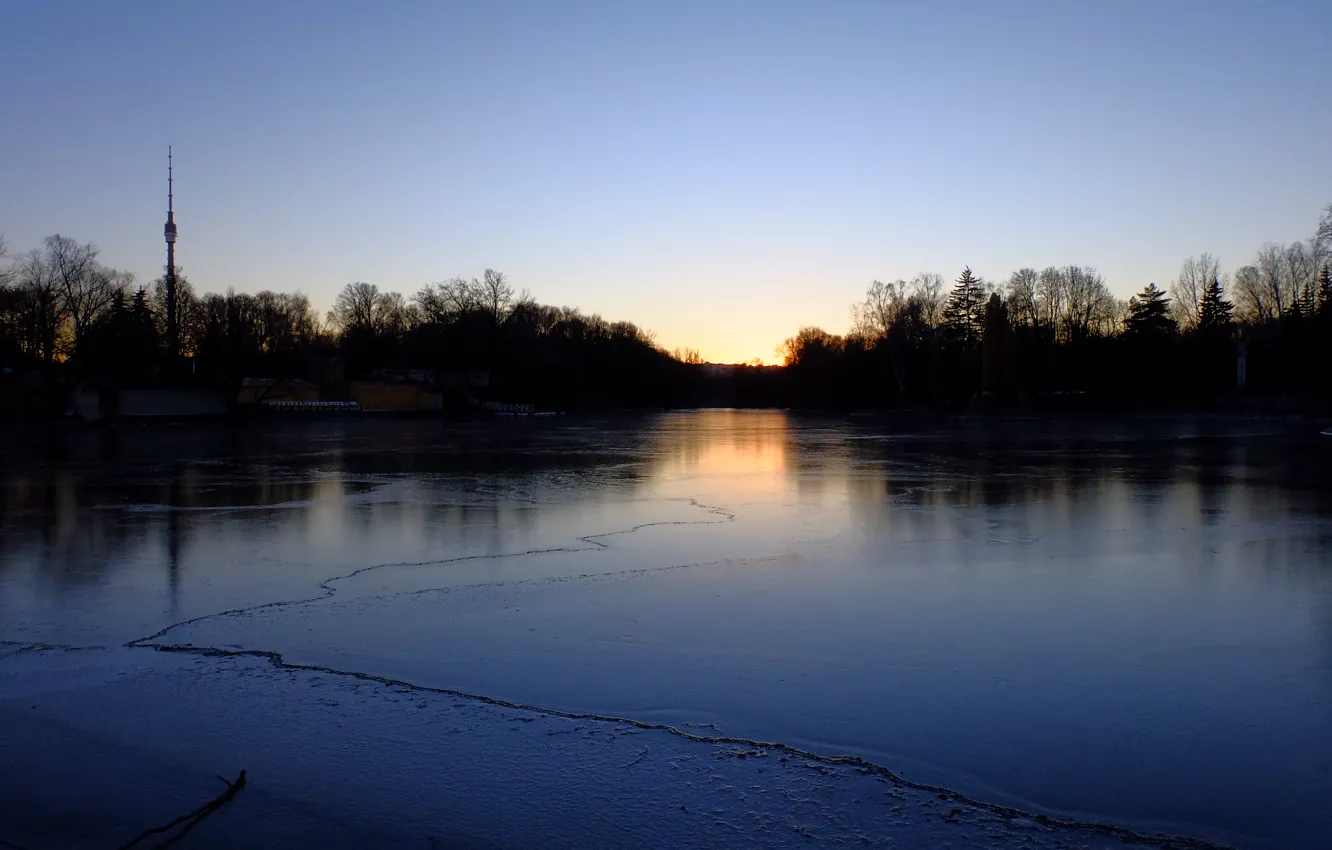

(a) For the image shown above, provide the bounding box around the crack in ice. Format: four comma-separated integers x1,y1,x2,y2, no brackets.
125,641,1232,850
127,497,736,646
0,640,108,658
112,496,1231,850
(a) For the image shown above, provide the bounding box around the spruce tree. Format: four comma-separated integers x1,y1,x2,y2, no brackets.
1197,276,1234,332
1124,283,1176,337
132,287,151,317
1299,277,1318,316
941,266,987,344
1289,294,1305,320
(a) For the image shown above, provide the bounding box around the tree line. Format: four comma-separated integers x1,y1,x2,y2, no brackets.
3,202,1330,415
0,240,697,411
779,204,1332,409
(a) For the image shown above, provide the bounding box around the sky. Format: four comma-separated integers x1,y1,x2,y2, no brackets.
2,1,1330,364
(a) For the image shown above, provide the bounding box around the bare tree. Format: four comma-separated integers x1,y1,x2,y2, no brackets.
1231,264,1268,322
1058,266,1113,341
45,235,130,358
1246,241,1316,318
1283,241,1316,312
1253,243,1292,319
851,278,917,396
1014,265,1111,340
1101,297,1131,336
13,248,65,363
377,291,418,335
1005,268,1040,328
480,268,514,326
0,236,14,349
1035,267,1065,331
251,291,322,353
412,269,516,328
415,278,468,325
328,282,382,333
328,281,419,339
1313,203,1332,271
853,279,910,340
909,272,945,327
1170,254,1220,331
288,293,323,343
414,275,498,324
415,276,473,323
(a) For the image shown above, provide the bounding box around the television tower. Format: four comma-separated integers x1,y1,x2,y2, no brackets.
164,147,178,360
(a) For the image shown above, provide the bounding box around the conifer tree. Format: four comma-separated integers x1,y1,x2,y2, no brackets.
1197,276,1234,332
1289,294,1305,320
941,266,987,344
1299,277,1318,316
1124,283,1176,337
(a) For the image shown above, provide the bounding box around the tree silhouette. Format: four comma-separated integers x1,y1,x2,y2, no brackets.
1197,276,1234,333
1124,284,1176,337
1317,263,1332,320
1170,254,1221,331
81,286,161,380
941,266,986,344
44,235,135,364
778,326,845,367
981,293,1016,400
152,268,200,357
328,282,384,334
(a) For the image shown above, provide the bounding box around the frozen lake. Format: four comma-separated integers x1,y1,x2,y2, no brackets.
3,410,1331,849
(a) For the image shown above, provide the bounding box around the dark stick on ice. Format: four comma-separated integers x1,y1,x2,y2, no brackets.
116,770,247,850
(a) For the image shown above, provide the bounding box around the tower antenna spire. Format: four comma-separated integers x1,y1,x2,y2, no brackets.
164,146,179,361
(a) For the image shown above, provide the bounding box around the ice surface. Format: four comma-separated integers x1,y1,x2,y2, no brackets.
3,411,1331,848
2,646,1159,850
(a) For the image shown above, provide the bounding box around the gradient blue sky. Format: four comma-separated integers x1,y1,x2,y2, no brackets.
3,1,1329,363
